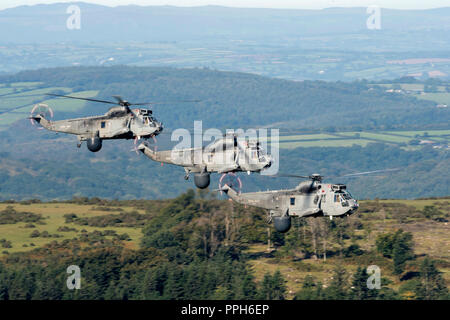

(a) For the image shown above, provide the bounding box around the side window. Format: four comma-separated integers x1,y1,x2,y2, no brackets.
290,197,295,205
101,121,106,129
322,194,326,203
334,194,339,202
313,195,319,204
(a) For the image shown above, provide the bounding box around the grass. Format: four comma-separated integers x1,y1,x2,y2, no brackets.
277,134,337,141
41,90,99,113
276,139,371,149
0,84,99,129
245,197,450,297
377,198,450,210
385,130,450,137
415,92,450,105
0,88,15,95
335,132,412,143
0,203,145,254
0,198,448,298
0,87,72,111
268,129,449,149
10,82,44,87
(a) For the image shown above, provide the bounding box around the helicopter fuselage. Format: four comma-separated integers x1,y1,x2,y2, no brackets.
33,107,163,151
137,136,272,188
222,181,359,232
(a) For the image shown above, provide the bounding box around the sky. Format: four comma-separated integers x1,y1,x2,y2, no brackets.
1,0,449,11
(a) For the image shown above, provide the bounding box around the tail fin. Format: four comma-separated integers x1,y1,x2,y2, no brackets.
221,184,241,200
137,142,158,160
29,114,51,128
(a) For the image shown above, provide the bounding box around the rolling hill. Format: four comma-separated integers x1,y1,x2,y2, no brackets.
0,66,448,201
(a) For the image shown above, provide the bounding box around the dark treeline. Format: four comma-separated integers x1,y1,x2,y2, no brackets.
0,191,448,300
0,139,448,201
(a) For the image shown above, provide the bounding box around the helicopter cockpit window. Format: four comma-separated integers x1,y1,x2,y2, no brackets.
341,193,352,200
334,192,350,206
334,194,340,202
101,121,106,129
290,197,295,205
257,146,265,156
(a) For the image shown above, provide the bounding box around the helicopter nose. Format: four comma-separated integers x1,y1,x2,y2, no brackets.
264,157,272,168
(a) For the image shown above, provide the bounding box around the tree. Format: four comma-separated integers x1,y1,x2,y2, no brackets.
211,285,232,300
0,263,10,300
324,267,349,299
294,275,322,300
232,271,257,300
258,271,287,300
414,258,449,300
392,232,414,275
422,206,442,219
163,268,185,300
350,267,377,300
376,230,414,275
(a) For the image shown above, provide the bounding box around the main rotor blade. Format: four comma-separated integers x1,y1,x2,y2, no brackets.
46,93,117,105
268,174,311,179
334,168,401,178
131,99,202,106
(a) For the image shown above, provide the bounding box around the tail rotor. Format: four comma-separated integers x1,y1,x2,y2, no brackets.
30,103,53,129
132,135,158,155
219,172,242,195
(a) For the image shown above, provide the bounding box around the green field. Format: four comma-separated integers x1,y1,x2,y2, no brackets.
335,132,412,143
385,130,450,137
0,82,99,130
415,92,450,105
276,139,371,149
1,81,449,150
271,130,449,149
0,202,144,254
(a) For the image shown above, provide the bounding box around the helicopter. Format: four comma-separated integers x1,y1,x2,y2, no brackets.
137,132,273,189
26,94,197,152
219,169,399,233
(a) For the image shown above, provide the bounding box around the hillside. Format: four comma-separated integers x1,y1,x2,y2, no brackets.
0,66,448,200
0,194,448,300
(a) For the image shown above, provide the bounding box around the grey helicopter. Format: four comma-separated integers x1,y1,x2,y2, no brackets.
137,132,273,189
219,169,399,233
27,94,198,152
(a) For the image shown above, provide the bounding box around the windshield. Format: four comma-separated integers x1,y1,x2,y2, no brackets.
144,116,155,125
341,192,352,200
257,146,267,159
